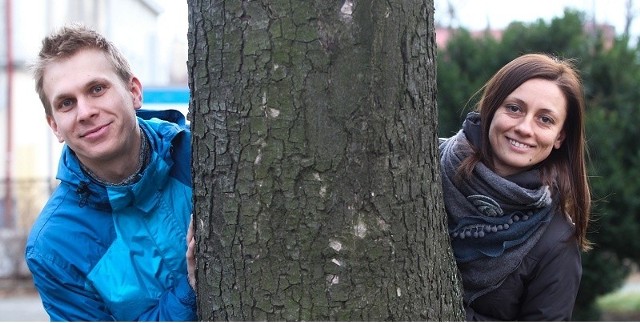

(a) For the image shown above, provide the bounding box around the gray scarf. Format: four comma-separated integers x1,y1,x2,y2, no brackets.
440,112,555,304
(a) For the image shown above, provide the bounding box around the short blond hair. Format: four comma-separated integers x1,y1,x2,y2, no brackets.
32,23,133,116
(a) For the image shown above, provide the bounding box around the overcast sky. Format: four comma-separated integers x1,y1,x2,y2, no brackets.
434,0,638,36
156,1,639,42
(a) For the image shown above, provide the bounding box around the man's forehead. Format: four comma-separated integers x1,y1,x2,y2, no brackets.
43,50,116,87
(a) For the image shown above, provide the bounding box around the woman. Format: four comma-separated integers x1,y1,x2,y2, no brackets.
439,53,591,321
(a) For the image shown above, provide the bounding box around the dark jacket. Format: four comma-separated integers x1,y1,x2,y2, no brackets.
466,210,582,321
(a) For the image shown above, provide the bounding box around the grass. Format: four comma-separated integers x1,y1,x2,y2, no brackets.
597,289,640,320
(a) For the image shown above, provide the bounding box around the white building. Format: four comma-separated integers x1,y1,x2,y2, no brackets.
0,0,188,237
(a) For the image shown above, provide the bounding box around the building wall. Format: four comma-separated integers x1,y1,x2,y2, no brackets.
0,0,174,234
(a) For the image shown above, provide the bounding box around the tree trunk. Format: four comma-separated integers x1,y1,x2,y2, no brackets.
187,0,464,321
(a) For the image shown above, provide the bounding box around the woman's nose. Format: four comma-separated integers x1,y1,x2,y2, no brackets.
514,117,534,136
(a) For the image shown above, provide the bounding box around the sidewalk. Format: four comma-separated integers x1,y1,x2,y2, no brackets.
1,274,640,322
0,279,47,322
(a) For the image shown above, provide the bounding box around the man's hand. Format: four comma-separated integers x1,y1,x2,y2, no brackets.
186,216,196,290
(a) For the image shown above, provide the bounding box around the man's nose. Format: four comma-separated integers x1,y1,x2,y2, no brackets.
76,97,99,120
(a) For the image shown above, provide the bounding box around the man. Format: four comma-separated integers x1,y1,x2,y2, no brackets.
25,24,197,321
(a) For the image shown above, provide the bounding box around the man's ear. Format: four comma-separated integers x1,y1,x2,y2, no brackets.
47,115,64,143
130,76,143,110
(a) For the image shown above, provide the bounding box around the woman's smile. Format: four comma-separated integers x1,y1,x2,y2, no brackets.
488,78,567,176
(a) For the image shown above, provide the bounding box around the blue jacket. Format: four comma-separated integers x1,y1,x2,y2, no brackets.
25,110,196,321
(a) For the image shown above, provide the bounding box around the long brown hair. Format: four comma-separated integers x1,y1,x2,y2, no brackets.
459,53,591,250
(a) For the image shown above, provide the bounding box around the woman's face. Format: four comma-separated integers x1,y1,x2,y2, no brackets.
488,78,567,177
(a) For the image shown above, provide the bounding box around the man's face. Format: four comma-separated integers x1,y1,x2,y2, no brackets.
43,48,142,170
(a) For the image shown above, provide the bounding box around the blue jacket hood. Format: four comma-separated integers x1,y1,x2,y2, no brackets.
55,110,188,211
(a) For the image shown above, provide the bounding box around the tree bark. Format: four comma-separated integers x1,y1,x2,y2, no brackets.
187,0,464,320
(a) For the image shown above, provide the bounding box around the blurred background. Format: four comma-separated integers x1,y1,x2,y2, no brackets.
0,0,188,320
1,0,639,321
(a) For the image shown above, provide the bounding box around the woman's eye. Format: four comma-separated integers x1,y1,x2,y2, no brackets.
92,85,104,94
505,104,520,113
540,115,554,124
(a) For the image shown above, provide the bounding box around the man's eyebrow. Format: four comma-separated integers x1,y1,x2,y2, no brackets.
50,77,112,104
85,77,110,88
50,92,73,106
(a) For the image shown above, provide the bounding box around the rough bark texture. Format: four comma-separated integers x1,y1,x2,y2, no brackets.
187,0,464,321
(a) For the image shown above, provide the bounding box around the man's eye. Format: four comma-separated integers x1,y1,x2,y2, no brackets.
92,85,104,94
61,99,73,108
55,98,74,111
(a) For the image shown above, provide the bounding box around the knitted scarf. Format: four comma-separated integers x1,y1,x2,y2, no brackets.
440,112,555,304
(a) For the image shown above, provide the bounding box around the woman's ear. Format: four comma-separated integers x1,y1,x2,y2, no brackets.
554,129,566,149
